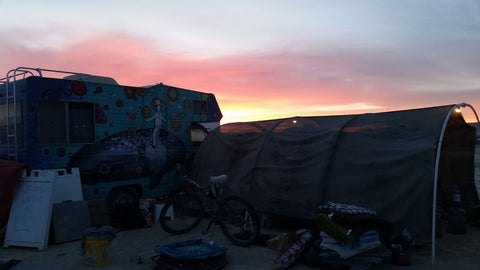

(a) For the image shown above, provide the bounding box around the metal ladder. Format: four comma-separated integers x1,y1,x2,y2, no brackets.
3,68,38,161
2,67,90,161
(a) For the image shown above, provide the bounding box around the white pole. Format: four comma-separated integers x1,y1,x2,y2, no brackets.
432,103,479,265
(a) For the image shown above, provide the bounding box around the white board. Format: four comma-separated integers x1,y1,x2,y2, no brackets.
52,168,83,203
3,170,56,251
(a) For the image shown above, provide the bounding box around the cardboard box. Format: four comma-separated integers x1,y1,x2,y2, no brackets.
266,229,308,252
87,199,111,227
51,200,91,243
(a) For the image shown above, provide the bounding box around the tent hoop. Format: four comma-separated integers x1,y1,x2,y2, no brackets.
320,114,360,203
250,117,289,195
251,117,288,168
431,102,479,265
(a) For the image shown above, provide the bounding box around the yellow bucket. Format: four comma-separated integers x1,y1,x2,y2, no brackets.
84,237,111,267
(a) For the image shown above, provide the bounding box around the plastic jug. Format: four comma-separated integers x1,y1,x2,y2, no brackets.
447,189,466,234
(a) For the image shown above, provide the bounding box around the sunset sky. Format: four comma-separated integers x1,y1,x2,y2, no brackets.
1,0,479,124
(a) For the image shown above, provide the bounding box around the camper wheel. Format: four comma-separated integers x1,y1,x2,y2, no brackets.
108,187,140,224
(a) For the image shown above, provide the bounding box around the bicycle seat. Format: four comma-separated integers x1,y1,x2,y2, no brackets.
210,175,227,185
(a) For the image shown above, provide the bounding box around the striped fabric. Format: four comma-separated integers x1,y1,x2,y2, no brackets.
318,202,376,216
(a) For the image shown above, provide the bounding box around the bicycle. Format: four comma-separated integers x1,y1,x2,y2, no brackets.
159,165,260,246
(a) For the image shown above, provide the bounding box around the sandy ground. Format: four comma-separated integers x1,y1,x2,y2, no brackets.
1,218,479,270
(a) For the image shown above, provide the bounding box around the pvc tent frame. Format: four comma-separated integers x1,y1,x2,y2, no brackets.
431,102,479,265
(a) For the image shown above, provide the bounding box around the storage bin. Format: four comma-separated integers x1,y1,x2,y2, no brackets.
84,236,111,267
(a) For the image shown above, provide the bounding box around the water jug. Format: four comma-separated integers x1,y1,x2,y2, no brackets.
447,189,466,234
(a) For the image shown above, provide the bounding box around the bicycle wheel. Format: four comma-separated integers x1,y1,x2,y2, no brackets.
218,196,260,246
159,193,205,234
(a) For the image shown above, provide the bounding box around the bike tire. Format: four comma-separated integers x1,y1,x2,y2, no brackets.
218,196,260,246
108,187,140,225
159,193,205,234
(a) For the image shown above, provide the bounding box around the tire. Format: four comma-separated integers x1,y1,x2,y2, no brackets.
159,193,205,234
108,187,140,222
218,196,260,246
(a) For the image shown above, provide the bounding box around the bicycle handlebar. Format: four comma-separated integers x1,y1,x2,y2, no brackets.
175,163,227,198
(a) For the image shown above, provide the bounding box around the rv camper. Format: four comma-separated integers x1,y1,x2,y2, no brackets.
0,67,222,213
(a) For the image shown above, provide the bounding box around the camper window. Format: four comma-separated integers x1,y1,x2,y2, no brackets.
38,101,94,144
69,102,95,143
0,103,23,146
38,102,67,143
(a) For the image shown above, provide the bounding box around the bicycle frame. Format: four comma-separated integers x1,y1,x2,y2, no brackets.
159,165,260,246
178,173,226,232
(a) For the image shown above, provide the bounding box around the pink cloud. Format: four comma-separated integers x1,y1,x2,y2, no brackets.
1,30,479,123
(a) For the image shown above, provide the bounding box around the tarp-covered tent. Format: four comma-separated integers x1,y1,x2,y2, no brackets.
192,104,479,246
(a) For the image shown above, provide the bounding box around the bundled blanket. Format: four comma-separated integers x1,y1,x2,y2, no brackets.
319,230,381,259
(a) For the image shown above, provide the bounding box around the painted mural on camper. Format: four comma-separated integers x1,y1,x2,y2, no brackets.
0,74,222,201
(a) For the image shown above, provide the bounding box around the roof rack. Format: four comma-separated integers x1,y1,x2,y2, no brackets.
0,67,93,84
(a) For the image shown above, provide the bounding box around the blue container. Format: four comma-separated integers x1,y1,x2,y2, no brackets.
447,207,466,234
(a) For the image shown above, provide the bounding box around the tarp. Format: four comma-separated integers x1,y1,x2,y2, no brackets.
192,104,479,243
